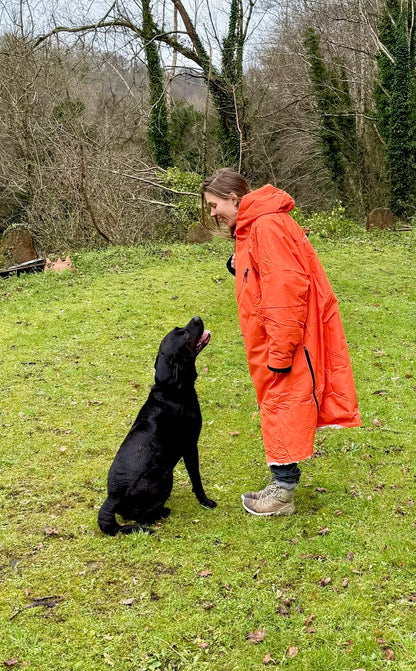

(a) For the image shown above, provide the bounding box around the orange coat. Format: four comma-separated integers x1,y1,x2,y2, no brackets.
234,185,361,465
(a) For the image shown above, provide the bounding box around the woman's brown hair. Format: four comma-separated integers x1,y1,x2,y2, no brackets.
201,168,250,237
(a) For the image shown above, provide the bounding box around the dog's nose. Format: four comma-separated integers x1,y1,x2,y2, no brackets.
187,316,203,331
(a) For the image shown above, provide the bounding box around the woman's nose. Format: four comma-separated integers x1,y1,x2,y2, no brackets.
210,208,216,217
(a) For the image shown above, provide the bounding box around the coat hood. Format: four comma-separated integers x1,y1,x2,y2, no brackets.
235,184,295,237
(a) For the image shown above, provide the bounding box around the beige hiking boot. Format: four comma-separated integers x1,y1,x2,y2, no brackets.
242,484,295,516
241,483,275,501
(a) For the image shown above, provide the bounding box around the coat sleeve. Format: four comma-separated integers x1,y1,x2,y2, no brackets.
252,215,310,370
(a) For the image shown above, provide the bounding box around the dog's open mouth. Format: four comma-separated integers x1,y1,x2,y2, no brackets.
196,330,211,354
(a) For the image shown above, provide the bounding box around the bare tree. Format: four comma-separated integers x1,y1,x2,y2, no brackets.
246,0,386,216
29,0,263,174
0,29,171,250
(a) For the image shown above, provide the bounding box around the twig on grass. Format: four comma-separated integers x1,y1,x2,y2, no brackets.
10,595,63,620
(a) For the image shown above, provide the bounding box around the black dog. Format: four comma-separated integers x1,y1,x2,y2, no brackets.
98,316,216,535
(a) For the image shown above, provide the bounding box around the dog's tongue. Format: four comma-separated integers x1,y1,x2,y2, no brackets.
197,330,211,352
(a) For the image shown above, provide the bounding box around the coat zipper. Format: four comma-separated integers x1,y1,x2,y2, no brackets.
303,346,319,415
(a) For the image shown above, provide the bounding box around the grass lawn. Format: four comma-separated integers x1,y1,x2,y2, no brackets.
0,231,415,670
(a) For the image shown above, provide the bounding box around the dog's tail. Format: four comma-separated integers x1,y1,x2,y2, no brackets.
97,498,153,536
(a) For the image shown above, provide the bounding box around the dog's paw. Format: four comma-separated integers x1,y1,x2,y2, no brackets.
201,498,217,509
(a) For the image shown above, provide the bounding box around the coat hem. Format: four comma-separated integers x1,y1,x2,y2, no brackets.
316,422,361,430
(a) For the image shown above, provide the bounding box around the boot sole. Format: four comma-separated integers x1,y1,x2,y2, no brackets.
241,499,295,516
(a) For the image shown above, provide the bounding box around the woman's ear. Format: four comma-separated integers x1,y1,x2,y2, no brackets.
230,191,239,206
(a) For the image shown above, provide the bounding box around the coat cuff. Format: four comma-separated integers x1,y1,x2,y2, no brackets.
268,365,292,374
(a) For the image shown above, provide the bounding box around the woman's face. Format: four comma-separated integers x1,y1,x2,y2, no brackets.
204,191,238,231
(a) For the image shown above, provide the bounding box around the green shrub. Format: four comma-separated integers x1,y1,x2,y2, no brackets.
294,202,363,239
157,167,202,241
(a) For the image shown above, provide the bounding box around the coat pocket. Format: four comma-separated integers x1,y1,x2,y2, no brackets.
303,346,319,416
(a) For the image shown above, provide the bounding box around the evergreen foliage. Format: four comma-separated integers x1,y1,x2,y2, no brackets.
169,101,207,173
217,0,246,170
171,0,247,172
141,0,173,169
376,0,416,217
304,28,358,207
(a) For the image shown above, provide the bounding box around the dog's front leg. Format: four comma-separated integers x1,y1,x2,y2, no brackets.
183,448,217,508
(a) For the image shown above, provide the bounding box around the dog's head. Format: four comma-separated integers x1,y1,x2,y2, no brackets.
154,316,210,390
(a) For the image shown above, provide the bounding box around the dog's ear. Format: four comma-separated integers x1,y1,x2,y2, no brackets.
154,352,181,388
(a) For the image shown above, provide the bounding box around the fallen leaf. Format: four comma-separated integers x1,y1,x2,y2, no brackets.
305,627,316,633
372,418,382,427
3,660,19,667
262,653,272,665
346,551,355,561
198,642,209,649
318,526,329,535
287,646,298,658
202,602,215,610
199,570,212,578
372,389,387,396
277,605,290,616
119,598,134,606
304,613,316,627
383,648,394,660
229,431,240,436
320,577,331,586
316,487,327,493
246,629,265,644
43,527,59,536
223,583,231,591
342,578,349,588
103,652,114,666
300,553,326,560
335,510,343,516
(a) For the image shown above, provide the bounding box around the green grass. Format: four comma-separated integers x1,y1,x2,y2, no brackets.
1,231,415,670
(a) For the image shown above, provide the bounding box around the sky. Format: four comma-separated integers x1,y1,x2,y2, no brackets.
0,0,275,70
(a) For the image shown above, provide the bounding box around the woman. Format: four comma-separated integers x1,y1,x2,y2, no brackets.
201,168,361,516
